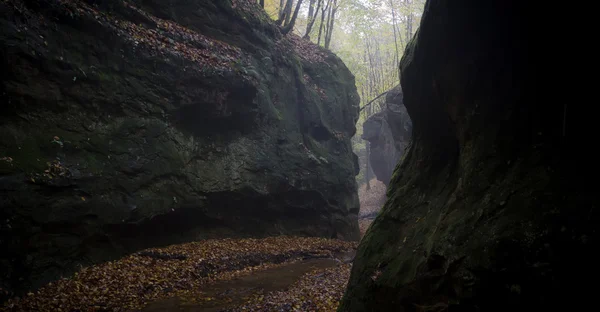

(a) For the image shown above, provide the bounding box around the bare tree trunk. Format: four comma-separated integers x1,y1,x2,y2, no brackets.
317,0,330,46
304,0,322,39
365,97,372,190
389,0,400,66
260,0,265,8
307,0,315,20
324,0,337,49
284,0,294,25
282,0,304,34
406,0,414,41
323,2,332,46
365,36,376,101
277,0,294,26
278,0,286,21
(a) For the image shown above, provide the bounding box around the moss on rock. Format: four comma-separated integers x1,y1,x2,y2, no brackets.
0,0,360,299
340,1,595,311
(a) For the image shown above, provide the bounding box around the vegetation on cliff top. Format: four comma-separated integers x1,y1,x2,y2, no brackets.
6,0,243,69
258,0,425,186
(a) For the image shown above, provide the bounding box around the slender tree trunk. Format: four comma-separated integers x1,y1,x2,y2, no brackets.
277,0,293,26
398,17,405,50
365,94,373,189
278,0,286,21
282,0,304,34
324,0,337,49
376,40,386,102
323,2,332,45
365,37,377,103
307,0,315,21
405,0,413,41
260,0,265,8
284,0,294,25
304,0,322,39
317,0,330,46
389,0,400,67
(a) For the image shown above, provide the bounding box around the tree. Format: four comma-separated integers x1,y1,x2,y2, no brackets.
304,0,323,39
277,0,294,26
324,0,338,49
307,0,316,21
282,0,305,34
389,0,400,67
405,0,414,43
278,0,286,19
317,0,331,46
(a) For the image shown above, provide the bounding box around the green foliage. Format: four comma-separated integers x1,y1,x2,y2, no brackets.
327,0,424,179
260,0,424,180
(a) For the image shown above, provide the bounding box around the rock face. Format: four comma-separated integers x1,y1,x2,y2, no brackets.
341,0,596,311
361,85,411,185
0,0,360,297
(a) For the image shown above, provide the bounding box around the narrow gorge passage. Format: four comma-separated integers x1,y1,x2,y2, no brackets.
3,0,583,311
2,0,417,310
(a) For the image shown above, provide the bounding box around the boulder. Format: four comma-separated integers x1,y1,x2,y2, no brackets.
361,85,411,185
0,0,360,297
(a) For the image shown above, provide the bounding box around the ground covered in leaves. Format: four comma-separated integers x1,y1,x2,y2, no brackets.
1,237,356,312
225,264,352,312
3,0,251,76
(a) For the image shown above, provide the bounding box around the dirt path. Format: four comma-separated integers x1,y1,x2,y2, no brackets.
1,237,356,312
138,258,340,312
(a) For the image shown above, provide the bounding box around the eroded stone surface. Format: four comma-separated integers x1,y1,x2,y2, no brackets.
341,1,596,311
0,0,360,297
361,85,411,185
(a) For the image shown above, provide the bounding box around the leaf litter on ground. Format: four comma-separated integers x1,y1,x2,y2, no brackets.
5,0,249,75
225,264,352,312
1,236,356,312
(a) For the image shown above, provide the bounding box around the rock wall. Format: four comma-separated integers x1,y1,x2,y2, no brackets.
341,0,596,311
361,85,411,185
0,0,360,297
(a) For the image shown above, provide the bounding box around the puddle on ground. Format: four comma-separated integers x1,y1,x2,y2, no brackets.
136,257,346,312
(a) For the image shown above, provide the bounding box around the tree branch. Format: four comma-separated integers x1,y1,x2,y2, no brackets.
359,91,389,112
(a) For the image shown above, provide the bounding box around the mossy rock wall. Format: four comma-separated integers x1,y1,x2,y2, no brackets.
340,0,597,311
0,0,360,297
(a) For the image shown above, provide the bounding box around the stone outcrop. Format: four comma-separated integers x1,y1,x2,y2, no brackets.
361,85,411,185
0,0,360,297
341,0,596,311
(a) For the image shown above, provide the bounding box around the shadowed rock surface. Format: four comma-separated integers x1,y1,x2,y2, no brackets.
0,0,360,298
361,85,411,185
341,0,596,311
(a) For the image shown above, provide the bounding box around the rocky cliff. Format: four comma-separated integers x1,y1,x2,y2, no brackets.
341,0,596,311
361,85,411,185
0,0,360,297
